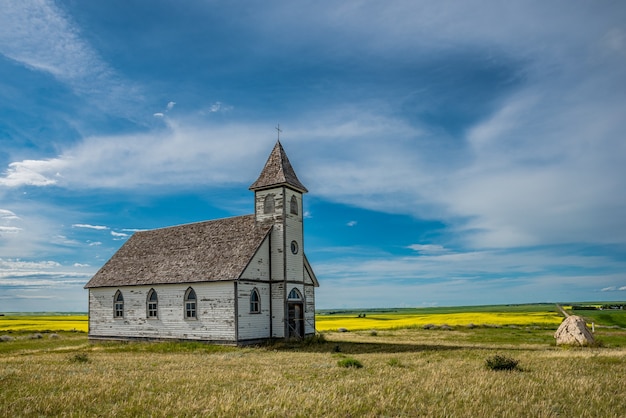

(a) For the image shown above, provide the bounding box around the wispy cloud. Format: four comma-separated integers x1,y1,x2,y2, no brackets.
407,244,449,255
0,226,22,234
0,0,141,120
110,231,129,240
72,224,109,230
0,209,20,220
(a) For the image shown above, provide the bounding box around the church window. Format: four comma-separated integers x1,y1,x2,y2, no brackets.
184,287,197,319
263,194,275,214
290,195,298,215
114,290,124,318
250,288,260,313
288,288,302,300
147,289,158,318
290,240,299,254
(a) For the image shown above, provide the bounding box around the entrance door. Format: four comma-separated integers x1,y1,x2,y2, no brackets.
287,302,304,338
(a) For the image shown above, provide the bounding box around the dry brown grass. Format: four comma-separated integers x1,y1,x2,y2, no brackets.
1,329,625,417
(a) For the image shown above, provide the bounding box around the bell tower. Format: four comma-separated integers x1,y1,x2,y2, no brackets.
249,140,308,338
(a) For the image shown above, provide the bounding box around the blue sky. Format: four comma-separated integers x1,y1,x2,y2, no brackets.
1,1,625,312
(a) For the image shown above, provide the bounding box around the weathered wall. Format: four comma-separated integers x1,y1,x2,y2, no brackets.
88,282,236,342
236,282,271,341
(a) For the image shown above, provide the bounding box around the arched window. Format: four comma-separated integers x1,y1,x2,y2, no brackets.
263,194,275,214
290,195,298,215
287,288,302,301
185,287,197,319
147,289,158,318
114,290,124,318
250,288,260,313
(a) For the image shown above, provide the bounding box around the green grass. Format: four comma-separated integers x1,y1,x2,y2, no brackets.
571,309,626,328
1,327,626,417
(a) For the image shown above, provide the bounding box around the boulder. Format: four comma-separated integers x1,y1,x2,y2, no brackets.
554,315,595,346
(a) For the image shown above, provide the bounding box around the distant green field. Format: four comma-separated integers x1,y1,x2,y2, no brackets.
570,309,626,328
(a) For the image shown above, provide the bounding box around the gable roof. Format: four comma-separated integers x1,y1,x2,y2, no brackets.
249,140,308,193
84,214,272,288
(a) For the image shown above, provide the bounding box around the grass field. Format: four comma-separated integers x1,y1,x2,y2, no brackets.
1,305,626,416
1,327,626,417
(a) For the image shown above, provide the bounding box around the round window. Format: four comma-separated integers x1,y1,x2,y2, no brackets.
290,240,299,254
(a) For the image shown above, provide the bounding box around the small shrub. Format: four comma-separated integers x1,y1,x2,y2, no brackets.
49,333,60,339
440,324,452,331
337,358,363,368
30,333,43,339
369,330,378,336
69,353,90,363
485,354,520,371
387,358,404,368
303,333,326,345
0,335,14,342
423,324,436,330
337,327,349,333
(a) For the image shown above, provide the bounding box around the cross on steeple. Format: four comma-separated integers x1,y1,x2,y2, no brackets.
276,124,282,141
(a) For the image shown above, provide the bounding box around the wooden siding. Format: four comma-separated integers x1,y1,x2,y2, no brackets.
271,281,285,338
239,236,271,281
236,282,271,340
304,284,316,334
88,282,236,342
285,190,304,285
254,188,284,225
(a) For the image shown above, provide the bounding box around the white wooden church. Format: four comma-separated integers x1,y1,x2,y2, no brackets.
84,140,319,345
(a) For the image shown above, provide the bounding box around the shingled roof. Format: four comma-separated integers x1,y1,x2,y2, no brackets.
249,140,308,193
84,215,272,288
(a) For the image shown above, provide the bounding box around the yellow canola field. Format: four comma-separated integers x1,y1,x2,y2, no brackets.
315,311,563,331
0,315,88,333
1,311,563,334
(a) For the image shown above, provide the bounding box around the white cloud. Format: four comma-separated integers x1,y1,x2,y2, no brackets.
0,159,65,187
204,102,233,113
72,224,109,230
0,259,60,270
153,112,164,118
167,101,176,110
0,0,141,120
346,221,357,227
0,120,274,189
111,231,128,238
0,226,22,234
407,244,448,254
0,209,20,220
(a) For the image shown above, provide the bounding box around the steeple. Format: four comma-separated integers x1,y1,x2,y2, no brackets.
249,140,308,193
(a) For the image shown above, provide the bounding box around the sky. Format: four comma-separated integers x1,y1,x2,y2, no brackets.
1,0,625,312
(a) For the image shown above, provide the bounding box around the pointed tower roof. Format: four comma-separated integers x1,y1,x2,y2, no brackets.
249,140,308,193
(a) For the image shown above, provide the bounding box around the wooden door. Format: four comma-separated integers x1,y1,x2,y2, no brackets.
288,303,304,338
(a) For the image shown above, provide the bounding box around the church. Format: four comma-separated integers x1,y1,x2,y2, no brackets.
84,140,319,345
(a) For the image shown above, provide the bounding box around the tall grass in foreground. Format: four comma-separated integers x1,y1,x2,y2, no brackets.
1,328,625,417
